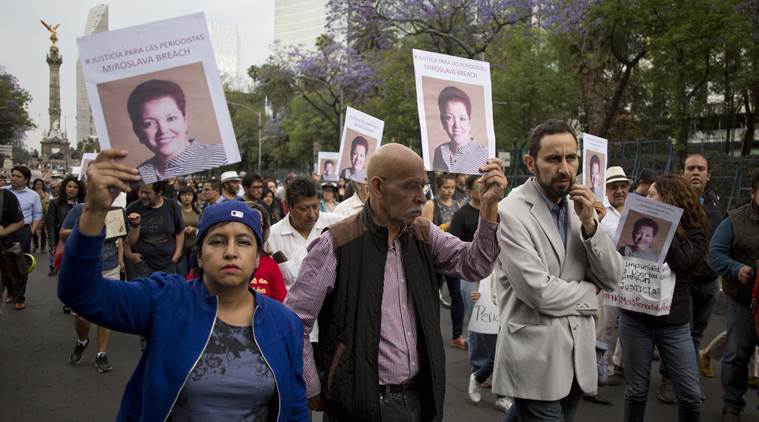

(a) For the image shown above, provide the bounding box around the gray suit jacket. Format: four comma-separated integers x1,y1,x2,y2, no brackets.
492,180,622,401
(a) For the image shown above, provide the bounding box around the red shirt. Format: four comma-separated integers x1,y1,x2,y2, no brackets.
249,255,287,302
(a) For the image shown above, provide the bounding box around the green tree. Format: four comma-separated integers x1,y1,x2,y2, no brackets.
0,68,36,145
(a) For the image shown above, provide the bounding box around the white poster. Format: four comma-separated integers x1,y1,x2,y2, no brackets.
604,194,684,316
582,133,608,201
105,208,127,239
77,153,98,181
77,13,240,184
412,49,495,175
337,107,384,183
467,274,500,334
317,152,340,182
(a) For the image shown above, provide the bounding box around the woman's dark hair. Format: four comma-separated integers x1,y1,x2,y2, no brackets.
652,175,708,238
178,186,200,214
590,154,601,169
350,136,369,155
438,86,472,120
127,79,186,135
465,174,480,191
435,173,456,189
11,165,31,183
261,187,275,201
285,176,319,208
633,217,659,237
32,178,46,191
56,175,86,205
527,120,577,158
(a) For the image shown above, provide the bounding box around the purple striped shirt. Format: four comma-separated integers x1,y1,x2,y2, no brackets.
285,216,499,398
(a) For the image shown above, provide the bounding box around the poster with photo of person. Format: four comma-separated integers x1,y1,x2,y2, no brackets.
337,107,384,183
317,152,340,182
412,49,495,175
603,194,684,316
77,13,240,184
582,133,608,201
77,153,98,181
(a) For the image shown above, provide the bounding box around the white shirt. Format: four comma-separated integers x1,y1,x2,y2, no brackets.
600,196,622,242
266,211,344,289
267,211,342,342
332,192,365,217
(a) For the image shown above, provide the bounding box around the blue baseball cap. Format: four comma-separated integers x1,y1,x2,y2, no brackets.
196,201,263,247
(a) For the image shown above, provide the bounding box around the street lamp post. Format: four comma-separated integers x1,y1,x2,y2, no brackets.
228,101,264,174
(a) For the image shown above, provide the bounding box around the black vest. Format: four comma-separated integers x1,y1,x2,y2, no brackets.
316,205,445,421
722,203,759,305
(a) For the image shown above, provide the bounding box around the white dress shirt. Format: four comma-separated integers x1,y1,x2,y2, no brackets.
599,196,622,242
267,211,343,342
332,192,365,217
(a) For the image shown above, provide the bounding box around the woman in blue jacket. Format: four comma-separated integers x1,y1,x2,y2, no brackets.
58,149,309,422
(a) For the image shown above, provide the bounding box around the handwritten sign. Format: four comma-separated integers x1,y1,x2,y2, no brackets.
467,274,499,334
105,208,127,239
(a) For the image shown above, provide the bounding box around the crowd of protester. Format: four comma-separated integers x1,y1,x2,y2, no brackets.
0,118,757,422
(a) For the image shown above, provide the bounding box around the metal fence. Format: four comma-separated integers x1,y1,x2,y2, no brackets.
506,139,758,211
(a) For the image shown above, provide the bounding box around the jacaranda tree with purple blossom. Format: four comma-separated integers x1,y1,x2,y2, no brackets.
326,0,534,58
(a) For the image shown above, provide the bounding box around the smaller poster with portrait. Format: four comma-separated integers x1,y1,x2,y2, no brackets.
412,49,495,175
77,13,240,185
603,194,684,316
582,133,608,201
317,152,340,182
337,107,384,183
77,153,98,181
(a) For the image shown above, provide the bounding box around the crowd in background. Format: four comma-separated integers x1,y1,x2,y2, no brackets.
1,122,758,422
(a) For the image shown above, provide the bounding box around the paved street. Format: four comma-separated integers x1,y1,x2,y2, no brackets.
1,254,758,421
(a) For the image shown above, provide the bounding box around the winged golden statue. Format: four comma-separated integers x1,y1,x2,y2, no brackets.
40,20,60,46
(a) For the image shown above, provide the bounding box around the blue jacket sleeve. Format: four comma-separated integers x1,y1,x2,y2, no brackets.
57,228,153,335
707,218,743,282
288,313,309,422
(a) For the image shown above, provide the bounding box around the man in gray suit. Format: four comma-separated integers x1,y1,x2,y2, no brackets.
493,120,623,421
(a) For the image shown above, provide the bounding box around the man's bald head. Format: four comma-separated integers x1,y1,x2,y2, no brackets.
367,143,428,230
367,143,424,180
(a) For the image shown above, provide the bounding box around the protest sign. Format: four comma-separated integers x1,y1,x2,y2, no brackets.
105,208,127,240
412,49,495,175
77,13,240,184
77,153,98,181
467,273,500,335
337,107,383,183
604,194,683,316
582,133,608,201
317,152,340,182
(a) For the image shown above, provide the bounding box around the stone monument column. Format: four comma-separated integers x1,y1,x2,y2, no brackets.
47,46,63,132
39,20,70,165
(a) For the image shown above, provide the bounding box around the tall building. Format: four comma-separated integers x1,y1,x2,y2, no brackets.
273,0,328,50
75,4,108,146
208,21,247,91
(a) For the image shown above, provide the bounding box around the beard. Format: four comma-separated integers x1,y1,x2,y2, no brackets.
536,167,575,200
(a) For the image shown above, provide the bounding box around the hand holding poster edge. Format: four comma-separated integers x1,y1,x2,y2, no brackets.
605,194,684,316
467,273,499,335
582,133,608,202
77,13,240,184
412,49,495,175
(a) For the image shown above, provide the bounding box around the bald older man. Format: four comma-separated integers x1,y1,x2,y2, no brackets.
285,144,507,421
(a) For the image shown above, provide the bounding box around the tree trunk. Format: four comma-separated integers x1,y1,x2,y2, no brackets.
599,64,633,138
741,88,757,156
